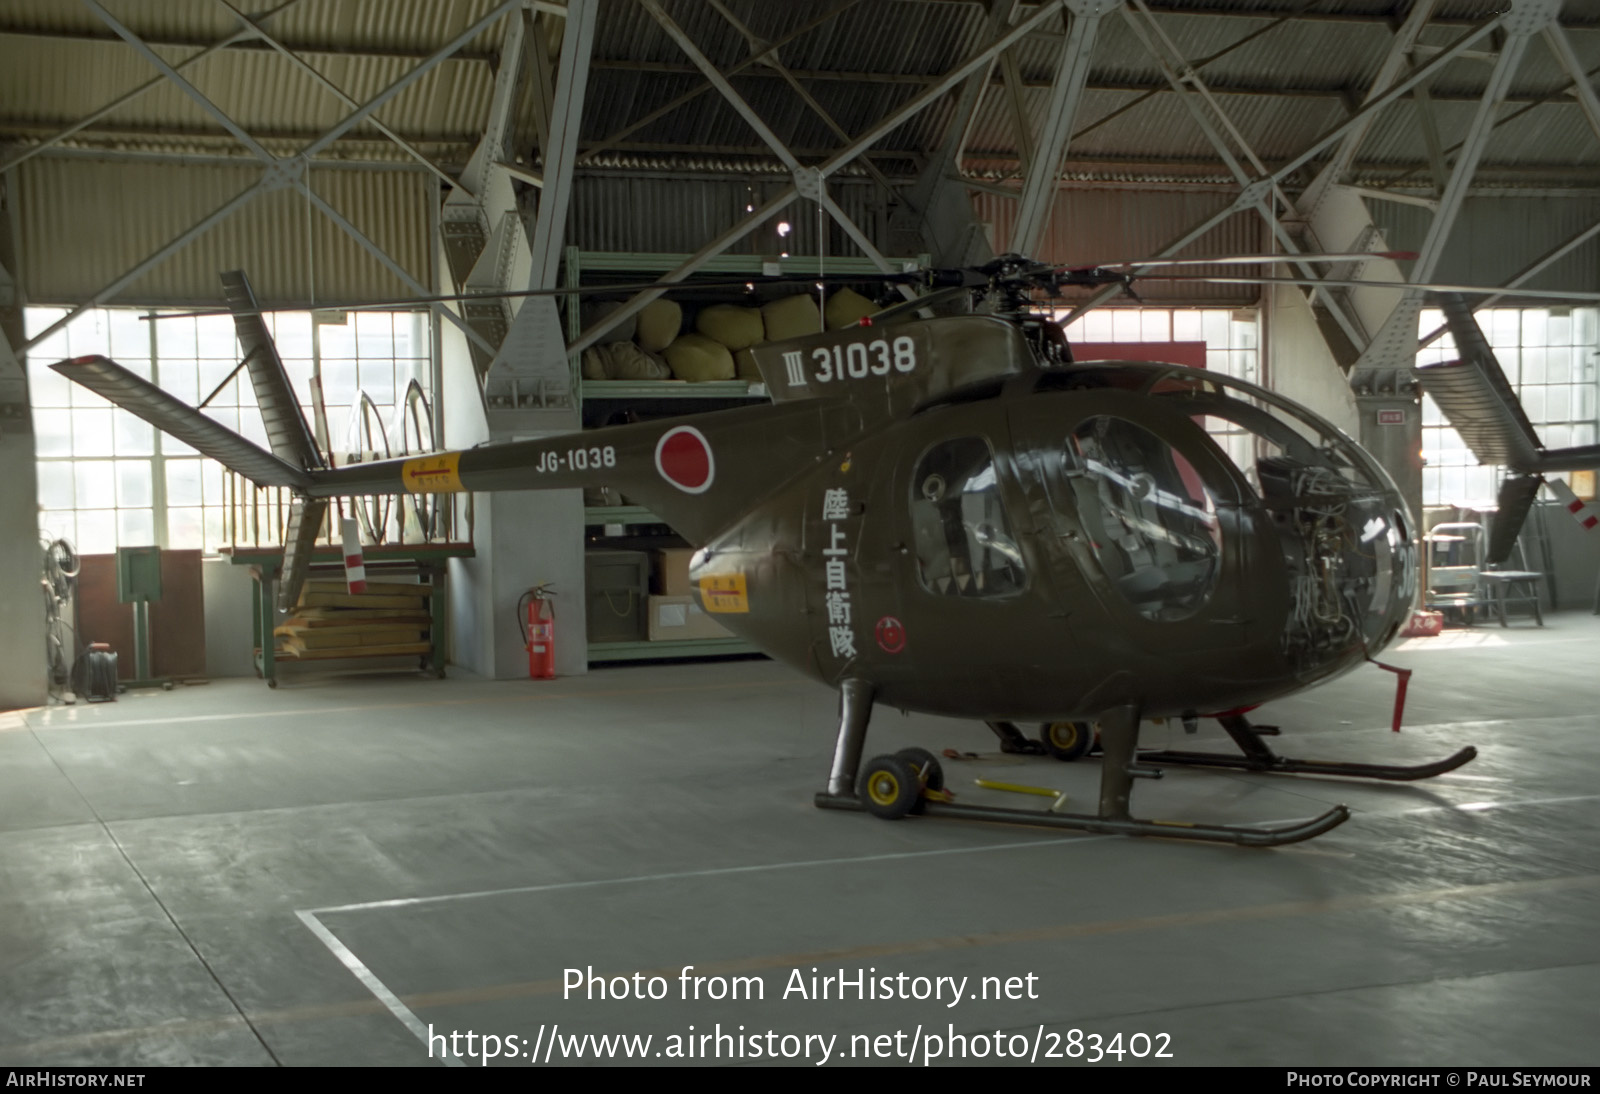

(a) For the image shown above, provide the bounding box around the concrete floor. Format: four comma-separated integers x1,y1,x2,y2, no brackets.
2,613,1598,1068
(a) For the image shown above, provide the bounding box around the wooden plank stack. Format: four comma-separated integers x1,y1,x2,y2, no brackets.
273,579,432,661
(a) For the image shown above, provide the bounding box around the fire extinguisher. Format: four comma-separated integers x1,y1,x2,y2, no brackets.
519,583,556,679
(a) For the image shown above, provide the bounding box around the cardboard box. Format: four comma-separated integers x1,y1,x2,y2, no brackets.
586,549,650,643
647,595,732,641
653,548,696,596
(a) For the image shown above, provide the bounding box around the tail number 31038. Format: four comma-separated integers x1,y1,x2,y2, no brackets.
812,336,916,383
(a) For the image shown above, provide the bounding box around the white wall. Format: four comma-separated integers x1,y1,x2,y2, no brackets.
0,429,45,709
1265,281,1361,439
438,290,588,679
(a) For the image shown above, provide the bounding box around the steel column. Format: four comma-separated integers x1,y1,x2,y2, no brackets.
528,0,596,291
1012,0,1118,258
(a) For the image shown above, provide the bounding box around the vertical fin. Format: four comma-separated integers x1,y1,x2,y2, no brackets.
279,497,328,612
221,270,325,470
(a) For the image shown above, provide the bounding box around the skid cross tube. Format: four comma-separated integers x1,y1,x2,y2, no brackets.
1136,714,1479,782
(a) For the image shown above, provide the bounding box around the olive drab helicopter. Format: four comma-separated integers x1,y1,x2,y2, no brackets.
60,252,1576,848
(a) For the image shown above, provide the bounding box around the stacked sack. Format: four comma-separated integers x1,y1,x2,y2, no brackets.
580,288,882,383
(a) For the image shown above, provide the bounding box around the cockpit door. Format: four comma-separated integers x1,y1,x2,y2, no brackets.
1007,390,1257,651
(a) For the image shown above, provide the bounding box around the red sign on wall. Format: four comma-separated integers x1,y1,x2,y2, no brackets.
1377,409,1407,425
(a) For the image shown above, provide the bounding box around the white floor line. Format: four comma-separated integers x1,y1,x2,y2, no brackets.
295,790,1600,1061
294,909,463,1068
306,832,1122,916
305,791,1600,920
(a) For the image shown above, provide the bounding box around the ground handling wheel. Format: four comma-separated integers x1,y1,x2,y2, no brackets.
1040,720,1096,761
894,747,944,791
894,747,945,814
858,754,923,820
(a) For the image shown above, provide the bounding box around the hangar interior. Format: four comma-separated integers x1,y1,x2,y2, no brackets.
1,0,1598,1068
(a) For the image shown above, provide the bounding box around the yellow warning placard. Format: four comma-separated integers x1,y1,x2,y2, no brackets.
400,451,463,493
699,573,749,614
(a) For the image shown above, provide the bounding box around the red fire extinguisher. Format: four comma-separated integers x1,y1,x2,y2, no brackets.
520,584,556,679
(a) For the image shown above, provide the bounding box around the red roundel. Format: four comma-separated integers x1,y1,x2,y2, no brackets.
876,616,907,655
655,426,715,494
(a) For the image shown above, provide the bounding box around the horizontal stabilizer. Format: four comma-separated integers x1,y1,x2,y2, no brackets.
1415,359,1542,470
1417,294,1543,471
51,355,313,490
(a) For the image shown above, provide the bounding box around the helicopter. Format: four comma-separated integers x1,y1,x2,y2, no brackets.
56,253,1551,849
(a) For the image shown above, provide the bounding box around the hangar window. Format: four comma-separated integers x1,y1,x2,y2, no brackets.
1058,307,1261,476
910,437,1026,598
1418,307,1600,506
27,306,434,554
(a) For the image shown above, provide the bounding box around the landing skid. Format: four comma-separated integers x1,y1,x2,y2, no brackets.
816,684,1352,847
1136,714,1478,782
814,791,1351,847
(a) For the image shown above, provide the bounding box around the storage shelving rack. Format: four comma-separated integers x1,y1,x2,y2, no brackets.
564,248,924,663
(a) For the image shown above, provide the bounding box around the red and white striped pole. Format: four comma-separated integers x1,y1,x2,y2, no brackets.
1548,478,1599,531
340,517,367,594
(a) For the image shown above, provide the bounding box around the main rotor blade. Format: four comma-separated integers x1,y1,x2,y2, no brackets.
1130,273,1600,303
1068,251,1418,270
869,284,972,323
144,271,926,321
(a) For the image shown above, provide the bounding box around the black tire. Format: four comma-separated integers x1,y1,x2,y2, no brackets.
1040,720,1096,761
858,755,922,820
894,747,945,792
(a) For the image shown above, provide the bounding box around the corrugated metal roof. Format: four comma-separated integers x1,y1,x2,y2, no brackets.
7,1,1600,171
1370,194,1600,292
16,156,434,306
6,0,1600,305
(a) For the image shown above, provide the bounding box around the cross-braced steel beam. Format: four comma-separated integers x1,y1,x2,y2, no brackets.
575,1,860,168
1061,11,1506,324
639,0,901,277
1,0,303,174
211,0,464,196
1418,222,1600,349
574,0,1073,353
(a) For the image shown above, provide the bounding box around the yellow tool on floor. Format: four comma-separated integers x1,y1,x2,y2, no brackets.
973,778,1071,814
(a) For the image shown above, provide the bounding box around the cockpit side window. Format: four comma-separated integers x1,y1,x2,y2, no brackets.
911,437,1026,598
1058,416,1221,621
